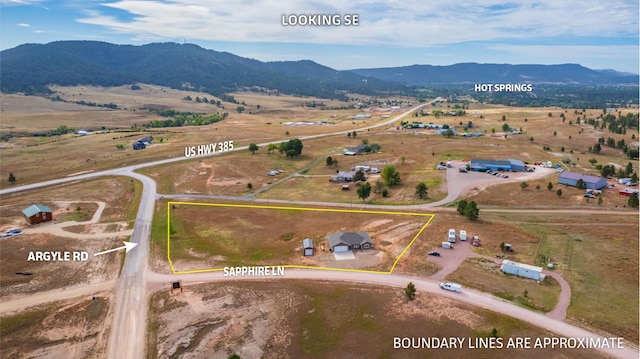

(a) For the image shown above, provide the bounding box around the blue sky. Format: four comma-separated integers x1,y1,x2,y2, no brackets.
2,0,638,73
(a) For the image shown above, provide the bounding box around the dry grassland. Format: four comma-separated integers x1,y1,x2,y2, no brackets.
0,177,141,296
1,86,392,188
0,293,112,359
147,281,610,359
457,211,638,342
160,202,429,273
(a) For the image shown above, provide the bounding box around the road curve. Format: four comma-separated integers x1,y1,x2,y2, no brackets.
145,269,637,359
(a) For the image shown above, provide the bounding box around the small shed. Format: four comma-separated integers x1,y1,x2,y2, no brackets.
501,259,545,281
441,241,451,249
303,238,314,256
22,204,53,224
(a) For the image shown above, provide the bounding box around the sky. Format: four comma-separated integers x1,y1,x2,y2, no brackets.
1,0,639,73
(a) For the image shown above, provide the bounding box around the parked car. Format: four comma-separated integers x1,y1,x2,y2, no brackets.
4,229,22,236
428,251,441,257
15,271,33,276
584,193,596,199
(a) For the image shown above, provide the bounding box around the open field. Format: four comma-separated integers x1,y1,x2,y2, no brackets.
471,212,639,343
147,280,610,359
446,257,561,312
0,86,397,188
0,292,112,359
0,177,140,296
467,171,636,209
159,202,431,273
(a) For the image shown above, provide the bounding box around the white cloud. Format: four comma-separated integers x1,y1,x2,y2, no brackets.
17,23,30,27
76,0,639,47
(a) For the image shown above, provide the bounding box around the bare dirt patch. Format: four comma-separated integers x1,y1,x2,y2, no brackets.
0,178,139,297
147,281,610,359
0,292,112,359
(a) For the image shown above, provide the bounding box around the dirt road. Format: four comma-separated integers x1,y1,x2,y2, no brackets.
145,269,637,359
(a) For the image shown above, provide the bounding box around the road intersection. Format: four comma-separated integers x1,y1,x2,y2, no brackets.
1,103,637,359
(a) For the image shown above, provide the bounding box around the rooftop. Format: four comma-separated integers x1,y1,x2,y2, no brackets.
22,204,53,217
559,171,606,184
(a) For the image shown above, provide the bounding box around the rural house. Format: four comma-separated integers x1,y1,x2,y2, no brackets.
22,204,53,224
330,171,356,183
500,260,545,281
327,231,374,252
343,144,367,156
302,238,314,256
558,172,607,189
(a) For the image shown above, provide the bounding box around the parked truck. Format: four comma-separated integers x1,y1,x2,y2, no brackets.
448,229,456,243
440,282,462,293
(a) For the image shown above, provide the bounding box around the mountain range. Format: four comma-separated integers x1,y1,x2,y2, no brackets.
1,41,637,99
350,63,638,86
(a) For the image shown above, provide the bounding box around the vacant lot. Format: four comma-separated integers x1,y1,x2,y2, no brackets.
0,292,112,359
147,281,610,359
158,202,431,273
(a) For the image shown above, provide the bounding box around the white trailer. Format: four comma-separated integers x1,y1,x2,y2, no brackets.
459,230,467,241
441,241,451,249
439,282,462,293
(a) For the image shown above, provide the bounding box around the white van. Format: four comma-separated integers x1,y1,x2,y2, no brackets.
448,229,456,242
459,230,467,241
440,282,462,293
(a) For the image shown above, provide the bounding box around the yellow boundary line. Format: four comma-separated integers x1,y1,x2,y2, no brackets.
167,201,434,275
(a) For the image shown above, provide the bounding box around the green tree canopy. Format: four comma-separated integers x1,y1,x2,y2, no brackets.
326,156,333,166
415,182,428,199
278,138,303,158
404,282,416,300
381,165,401,186
457,199,468,215
464,201,479,220
357,183,372,202
248,143,259,154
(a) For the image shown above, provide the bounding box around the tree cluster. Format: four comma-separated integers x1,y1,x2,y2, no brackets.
278,138,303,158
456,199,479,221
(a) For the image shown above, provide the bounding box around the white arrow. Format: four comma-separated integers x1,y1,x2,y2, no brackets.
94,241,138,256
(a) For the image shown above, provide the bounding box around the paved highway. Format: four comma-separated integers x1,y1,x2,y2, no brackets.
1,101,637,359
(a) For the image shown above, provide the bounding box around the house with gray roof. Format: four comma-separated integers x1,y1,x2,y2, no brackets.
327,231,373,252
22,204,53,224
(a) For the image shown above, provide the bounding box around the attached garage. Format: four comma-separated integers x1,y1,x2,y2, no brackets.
333,244,350,253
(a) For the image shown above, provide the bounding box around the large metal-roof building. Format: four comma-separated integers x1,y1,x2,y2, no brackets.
469,158,525,172
558,172,607,190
